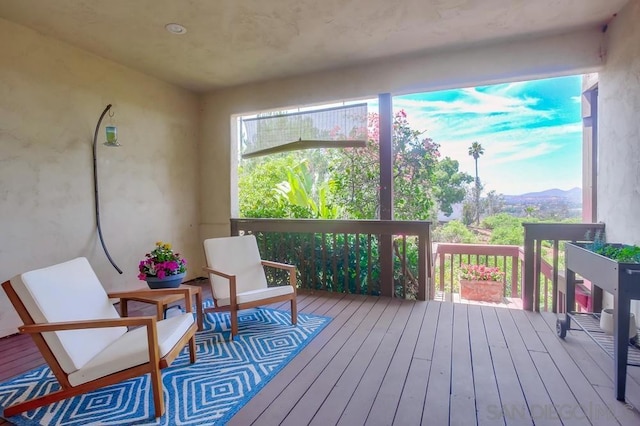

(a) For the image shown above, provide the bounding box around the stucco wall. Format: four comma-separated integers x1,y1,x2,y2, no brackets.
0,19,202,337
598,0,640,315
200,28,604,241
598,0,640,242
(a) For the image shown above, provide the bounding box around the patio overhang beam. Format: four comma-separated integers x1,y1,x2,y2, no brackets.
241,139,366,159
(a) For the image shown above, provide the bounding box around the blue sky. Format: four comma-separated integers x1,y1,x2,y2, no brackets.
385,75,583,195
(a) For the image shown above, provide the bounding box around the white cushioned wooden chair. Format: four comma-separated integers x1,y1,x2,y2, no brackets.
203,235,297,340
1,257,197,418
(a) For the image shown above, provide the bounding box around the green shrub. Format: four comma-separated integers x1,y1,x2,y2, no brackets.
482,213,522,230
433,220,477,243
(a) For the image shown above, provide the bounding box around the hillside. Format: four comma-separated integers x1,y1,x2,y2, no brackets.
504,187,581,203
502,187,581,219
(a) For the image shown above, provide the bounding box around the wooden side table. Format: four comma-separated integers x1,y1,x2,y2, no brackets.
117,284,204,331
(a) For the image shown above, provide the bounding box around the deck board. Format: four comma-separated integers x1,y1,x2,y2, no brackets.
495,307,562,426
228,294,368,426
468,305,504,426
449,304,477,426
366,300,427,426
393,301,439,425
281,297,392,426
529,315,618,426
422,300,454,425
336,299,415,426
483,307,534,426
248,296,379,425
1,287,640,425
537,311,640,425
308,299,401,426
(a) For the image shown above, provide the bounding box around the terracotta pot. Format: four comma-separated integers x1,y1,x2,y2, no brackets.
460,279,503,303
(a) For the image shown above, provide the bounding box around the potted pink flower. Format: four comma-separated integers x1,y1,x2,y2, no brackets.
138,241,187,288
459,263,505,303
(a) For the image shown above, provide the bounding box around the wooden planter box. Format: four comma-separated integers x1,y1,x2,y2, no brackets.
563,242,640,402
565,242,640,289
460,279,503,303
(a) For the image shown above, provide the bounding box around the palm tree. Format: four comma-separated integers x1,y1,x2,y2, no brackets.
468,142,484,225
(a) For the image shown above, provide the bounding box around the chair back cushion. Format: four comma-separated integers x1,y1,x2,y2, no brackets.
10,257,126,374
203,235,268,301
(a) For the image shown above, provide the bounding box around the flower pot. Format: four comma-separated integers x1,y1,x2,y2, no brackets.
599,308,637,339
460,279,503,303
145,272,186,289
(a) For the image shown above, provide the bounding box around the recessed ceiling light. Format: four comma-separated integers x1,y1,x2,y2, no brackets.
165,23,187,35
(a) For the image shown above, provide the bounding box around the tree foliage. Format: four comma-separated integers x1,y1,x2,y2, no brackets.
239,109,472,221
238,154,299,218
274,160,341,219
329,110,471,220
433,158,474,216
468,141,485,224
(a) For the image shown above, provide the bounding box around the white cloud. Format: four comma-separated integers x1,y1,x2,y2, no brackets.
391,81,582,194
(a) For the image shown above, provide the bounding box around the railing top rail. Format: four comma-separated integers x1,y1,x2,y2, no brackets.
434,242,521,256
522,222,604,240
231,218,431,235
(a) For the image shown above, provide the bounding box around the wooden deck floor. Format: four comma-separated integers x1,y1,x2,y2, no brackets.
1,283,640,425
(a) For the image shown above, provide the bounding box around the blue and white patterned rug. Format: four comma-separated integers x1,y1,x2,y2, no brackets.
0,306,330,425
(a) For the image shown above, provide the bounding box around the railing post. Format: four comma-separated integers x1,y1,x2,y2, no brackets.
511,255,518,297
552,240,559,313
427,233,434,300
380,234,394,297
523,226,535,311
534,239,542,312
439,249,445,293
417,234,426,301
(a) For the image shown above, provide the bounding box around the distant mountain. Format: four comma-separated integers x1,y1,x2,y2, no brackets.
505,187,581,202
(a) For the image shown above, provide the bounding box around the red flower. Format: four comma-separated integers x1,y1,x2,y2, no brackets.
460,263,504,281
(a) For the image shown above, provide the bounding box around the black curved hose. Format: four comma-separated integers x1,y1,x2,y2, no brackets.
93,104,123,274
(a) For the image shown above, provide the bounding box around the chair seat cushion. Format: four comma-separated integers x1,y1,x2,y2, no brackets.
204,235,269,301
216,285,294,307
68,313,194,386
11,258,127,374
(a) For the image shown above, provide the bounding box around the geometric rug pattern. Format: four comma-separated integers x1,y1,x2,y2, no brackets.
0,305,331,425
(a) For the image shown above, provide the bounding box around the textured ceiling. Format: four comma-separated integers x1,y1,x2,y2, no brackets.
0,0,629,92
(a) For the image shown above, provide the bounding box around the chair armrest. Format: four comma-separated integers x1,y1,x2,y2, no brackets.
202,266,236,280
261,261,297,288
109,288,191,299
261,260,296,272
202,266,239,306
21,316,163,370
19,316,157,333
108,288,194,313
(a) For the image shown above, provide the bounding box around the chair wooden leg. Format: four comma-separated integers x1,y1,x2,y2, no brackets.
230,310,238,340
150,368,165,418
3,388,77,417
189,336,196,364
291,298,297,325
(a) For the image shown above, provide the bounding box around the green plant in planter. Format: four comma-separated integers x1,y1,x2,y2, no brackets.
599,245,640,263
585,230,640,263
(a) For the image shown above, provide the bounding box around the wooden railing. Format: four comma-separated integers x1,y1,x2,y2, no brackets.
522,222,605,312
228,219,604,310
433,243,522,298
231,219,432,300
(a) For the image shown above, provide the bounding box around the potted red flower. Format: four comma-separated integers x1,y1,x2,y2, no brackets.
459,263,505,303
